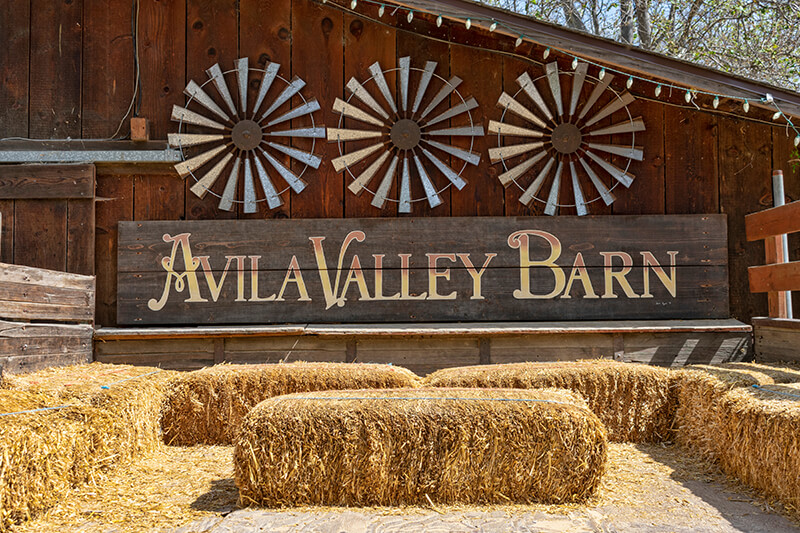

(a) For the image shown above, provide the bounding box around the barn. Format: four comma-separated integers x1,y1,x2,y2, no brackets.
1,0,799,375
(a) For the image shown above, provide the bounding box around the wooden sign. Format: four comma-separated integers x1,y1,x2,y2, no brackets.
117,216,728,325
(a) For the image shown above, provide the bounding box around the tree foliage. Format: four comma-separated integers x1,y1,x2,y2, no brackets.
483,0,800,91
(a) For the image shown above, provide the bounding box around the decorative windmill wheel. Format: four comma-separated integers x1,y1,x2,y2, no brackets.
168,58,325,212
489,61,644,215
328,57,484,212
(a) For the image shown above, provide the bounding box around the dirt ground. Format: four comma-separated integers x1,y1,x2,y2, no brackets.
13,442,800,533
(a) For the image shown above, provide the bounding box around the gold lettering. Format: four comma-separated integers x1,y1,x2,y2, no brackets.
339,255,373,301
457,253,496,300
148,233,206,311
561,252,599,299
249,256,276,302
641,251,679,298
276,256,311,301
507,230,565,299
399,253,426,300
195,255,240,302
426,253,457,300
309,231,366,309
372,254,400,300
233,256,247,302
600,251,639,298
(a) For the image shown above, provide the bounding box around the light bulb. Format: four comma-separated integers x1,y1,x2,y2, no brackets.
773,111,782,120
572,57,578,70
627,77,633,89
407,10,413,22
795,135,800,147
598,68,605,80
489,22,497,32
436,15,442,27
685,90,691,103
378,4,384,16
654,84,662,97
515,36,523,47
743,100,750,113
350,0,356,9
713,96,720,109
543,47,550,59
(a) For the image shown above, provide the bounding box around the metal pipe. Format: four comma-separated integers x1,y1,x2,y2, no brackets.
772,169,793,318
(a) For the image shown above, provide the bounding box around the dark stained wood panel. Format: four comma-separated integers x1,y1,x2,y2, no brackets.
82,0,134,138
665,107,719,214
0,165,95,199
0,200,13,263
29,0,83,139
67,199,95,276
133,174,185,221
13,199,68,272
0,0,30,138
290,0,344,219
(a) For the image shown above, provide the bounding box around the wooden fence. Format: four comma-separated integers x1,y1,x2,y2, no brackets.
746,195,800,361
0,262,95,374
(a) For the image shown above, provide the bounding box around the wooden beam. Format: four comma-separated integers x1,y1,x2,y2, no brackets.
745,200,800,241
0,164,95,199
749,261,800,293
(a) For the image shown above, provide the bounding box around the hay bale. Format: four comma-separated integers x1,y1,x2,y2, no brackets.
673,362,800,459
234,387,607,507
713,383,800,516
0,364,175,532
423,360,676,442
162,362,421,446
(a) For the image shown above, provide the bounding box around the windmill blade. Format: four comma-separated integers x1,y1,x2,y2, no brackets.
585,150,635,187
347,78,390,120
267,127,326,138
578,156,616,206
348,150,391,195
399,56,410,113
569,62,589,117
399,157,412,213
367,62,397,115
235,57,248,115
265,99,321,128
412,61,437,114
517,72,554,121
569,161,588,216
519,157,555,206
190,152,235,198
545,62,564,117
419,76,463,119
331,142,384,172
261,77,307,121
487,120,544,138
497,92,547,129
265,141,322,169
243,157,257,213
218,155,241,211
497,150,547,187
171,105,226,131
421,147,467,190
184,81,230,122
206,63,238,118
333,98,385,127
586,142,643,161
372,155,399,209
423,139,480,166
578,74,614,120
260,147,307,194
488,142,545,163
425,97,478,127
413,154,443,208
326,128,383,142
174,144,228,178
253,62,280,116
253,153,284,209
168,133,225,149
587,117,646,136
584,91,636,127
426,125,485,137
544,160,564,216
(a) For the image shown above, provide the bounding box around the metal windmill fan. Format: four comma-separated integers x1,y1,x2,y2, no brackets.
489,61,644,215
328,56,484,212
169,58,325,212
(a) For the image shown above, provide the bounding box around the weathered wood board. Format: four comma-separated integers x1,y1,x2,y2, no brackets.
118,215,729,324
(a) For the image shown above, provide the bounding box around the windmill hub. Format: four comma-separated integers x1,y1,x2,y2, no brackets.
551,122,582,154
231,120,263,151
391,119,421,150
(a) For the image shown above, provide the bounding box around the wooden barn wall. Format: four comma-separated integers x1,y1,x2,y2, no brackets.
0,0,798,327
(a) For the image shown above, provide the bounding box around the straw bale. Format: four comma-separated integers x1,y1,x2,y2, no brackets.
162,362,421,446
713,383,800,516
673,362,800,459
423,360,676,442
0,364,176,532
234,387,608,507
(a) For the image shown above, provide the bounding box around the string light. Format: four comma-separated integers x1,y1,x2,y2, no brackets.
377,4,384,16
572,57,578,70
598,68,606,80
773,111,782,120
743,99,750,113
713,96,720,109
795,135,800,147
515,36,523,47
436,14,442,27
489,22,497,32
350,0,356,9
406,9,413,22
465,18,471,29
626,76,633,89
654,84,662,97
684,90,692,103
543,47,550,59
